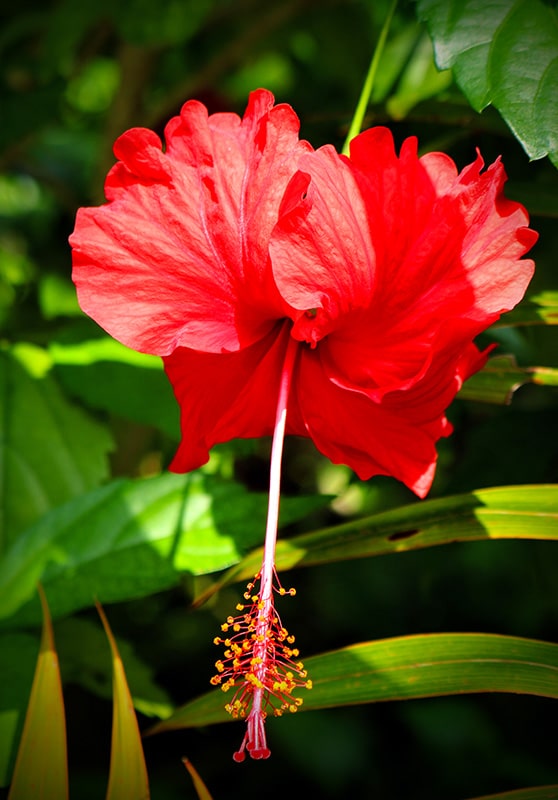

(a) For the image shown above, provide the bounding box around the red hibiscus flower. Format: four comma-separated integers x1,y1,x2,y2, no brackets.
71,88,537,498
70,89,537,761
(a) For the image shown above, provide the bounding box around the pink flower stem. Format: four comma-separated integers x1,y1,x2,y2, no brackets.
250,331,299,715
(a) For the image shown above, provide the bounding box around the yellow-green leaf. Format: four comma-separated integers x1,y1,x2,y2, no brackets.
193,485,558,605
458,355,558,404
97,601,150,800
182,758,214,800
495,292,558,328
8,584,68,800
147,633,558,734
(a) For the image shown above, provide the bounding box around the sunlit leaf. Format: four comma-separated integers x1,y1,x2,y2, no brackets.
193,485,558,603
0,471,330,626
418,0,558,166
7,585,68,800
49,336,179,439
496,292,558,328
0,345,112,552
182,758,214,800
148,633,558,733
458,355,558,404
97,601,150,800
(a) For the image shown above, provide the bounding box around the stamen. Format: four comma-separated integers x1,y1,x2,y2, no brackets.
211,332,312,761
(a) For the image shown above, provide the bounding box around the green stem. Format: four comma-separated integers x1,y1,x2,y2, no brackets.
342,0,398,156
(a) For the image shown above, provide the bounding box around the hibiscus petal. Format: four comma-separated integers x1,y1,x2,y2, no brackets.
71,89,309,356
294,340,488,498
312,128,536,399
269,145,375,346
164,324,305,472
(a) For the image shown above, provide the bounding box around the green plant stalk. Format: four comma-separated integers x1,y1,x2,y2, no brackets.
342,0,398,155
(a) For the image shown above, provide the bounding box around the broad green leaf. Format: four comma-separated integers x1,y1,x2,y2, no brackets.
458,355,558,404
97,601,150,800
467,787,558,800
0,471,330,626
56,617,173,719
8,585,68,800
148,632,558,732
49,336,179,439
193,485,558,603
0,633,39,787
417,0,558,166
182,758,214,800
0,345,112,552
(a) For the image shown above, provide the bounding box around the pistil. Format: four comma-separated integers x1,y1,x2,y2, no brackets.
211,332,311,761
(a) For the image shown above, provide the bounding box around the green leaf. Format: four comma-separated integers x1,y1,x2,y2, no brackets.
56,617,173,719
386,31,453,119
49,336,180,439
193,485,558,602
417,0,558,166
8,586,68,800
147,633,558,732
182,759,214,800
97,601,150,800
458,355,558,404
0,472,330,626
495,292,558,328
0,633,39,787
0,345,112,552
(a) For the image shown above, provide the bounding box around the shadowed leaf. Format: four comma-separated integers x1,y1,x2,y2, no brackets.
418,0,558,166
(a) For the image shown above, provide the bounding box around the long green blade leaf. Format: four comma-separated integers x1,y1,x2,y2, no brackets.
7,585,68,800
148,633,558,733
194,485,558,603
182,758,214,800
495,292,558,328
458,355,558,404
97,601,150,800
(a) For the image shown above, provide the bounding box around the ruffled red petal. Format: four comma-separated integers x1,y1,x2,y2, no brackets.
270,127,536,403
164,323,305,472
270,146,375,345
71,89,310,356
294,340,488,497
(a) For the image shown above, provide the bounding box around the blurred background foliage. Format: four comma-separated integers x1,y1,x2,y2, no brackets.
1,0,558,798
